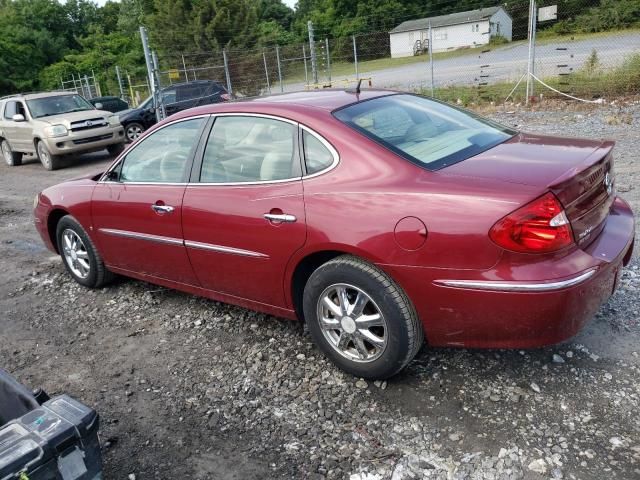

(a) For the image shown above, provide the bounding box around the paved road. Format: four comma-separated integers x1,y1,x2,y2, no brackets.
284,31,640,92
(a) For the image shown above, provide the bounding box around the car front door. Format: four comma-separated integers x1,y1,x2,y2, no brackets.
181,114,307,307
91,116,209,284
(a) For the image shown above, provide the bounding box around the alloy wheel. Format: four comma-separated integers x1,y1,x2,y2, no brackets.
126,124,143,141
61,229,91,279
316,283,387,363
37,142,51,169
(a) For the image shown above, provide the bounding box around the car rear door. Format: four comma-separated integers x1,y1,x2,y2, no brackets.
181,114,306,307
91,116,209,284
3,101,32,152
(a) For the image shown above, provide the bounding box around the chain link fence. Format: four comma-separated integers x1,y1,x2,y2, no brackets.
134,0,639,119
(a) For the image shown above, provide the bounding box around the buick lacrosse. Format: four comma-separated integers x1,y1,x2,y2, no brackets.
34,90,635,379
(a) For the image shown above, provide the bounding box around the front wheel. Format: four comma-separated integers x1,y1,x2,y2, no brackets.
303,255,424,379
56,215,114,288
124,122,144,142
1,139,22,166
36,141,62,170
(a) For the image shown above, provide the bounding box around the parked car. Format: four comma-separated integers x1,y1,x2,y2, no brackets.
33,90,635,379
89,95,129,113
119,80,230,142
0,92,125,170
0,368,102,479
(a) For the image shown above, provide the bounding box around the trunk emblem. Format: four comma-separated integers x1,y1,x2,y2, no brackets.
604,172,613,195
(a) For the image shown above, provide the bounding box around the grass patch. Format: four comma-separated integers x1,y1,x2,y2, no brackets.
422,52,640,106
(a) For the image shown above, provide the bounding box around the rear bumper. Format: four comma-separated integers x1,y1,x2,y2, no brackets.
383,197,635,349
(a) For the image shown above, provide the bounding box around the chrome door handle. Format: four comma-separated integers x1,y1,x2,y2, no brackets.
151,204,174,214
264,213,297,223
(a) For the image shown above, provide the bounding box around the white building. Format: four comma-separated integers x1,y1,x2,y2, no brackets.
389,6,512,58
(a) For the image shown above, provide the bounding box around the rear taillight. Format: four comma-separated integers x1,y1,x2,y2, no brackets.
489,192,574,253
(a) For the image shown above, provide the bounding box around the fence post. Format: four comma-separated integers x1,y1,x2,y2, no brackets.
263,50,271,94
428,21,434,96
308,21,318,85
126,73,135,106
352,35,358,80
115,66,125,99
84,75,91,99
276,45,284,93
222,49,233,97
92,70,101,97
302,44,309,86
60,77,64,90
526,0,537,104
139,26,160,121
181,54,188,81
325,37,331,83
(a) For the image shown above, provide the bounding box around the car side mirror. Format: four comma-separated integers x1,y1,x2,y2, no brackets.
94,103,103,110
12,114,25,122
104,170,120,182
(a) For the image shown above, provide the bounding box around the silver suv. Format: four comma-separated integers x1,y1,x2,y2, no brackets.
0,92,126,170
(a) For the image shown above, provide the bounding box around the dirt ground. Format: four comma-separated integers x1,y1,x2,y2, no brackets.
1,103,639,480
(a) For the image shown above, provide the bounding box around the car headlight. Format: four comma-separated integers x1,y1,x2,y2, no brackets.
43,124,68,138
108,115,120,126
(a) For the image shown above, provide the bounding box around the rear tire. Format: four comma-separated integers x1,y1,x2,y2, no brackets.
36,140,62,171
56,215,114,288
1,139,22,166
124,122,144,143
303,255,424,379
107,143,125,156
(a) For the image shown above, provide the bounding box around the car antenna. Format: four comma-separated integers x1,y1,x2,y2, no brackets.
347,78,363,95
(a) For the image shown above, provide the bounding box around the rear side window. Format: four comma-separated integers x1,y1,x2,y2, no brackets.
4,102,17,119
333,94,515,170
199,116,297,183
303,131,335,175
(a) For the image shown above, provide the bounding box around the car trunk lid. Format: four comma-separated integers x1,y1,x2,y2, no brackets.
442,133,616,248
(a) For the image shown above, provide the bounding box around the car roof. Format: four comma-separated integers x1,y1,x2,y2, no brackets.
1,91,80,101
176,89,397,119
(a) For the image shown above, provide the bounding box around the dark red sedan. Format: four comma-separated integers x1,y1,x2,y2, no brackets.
34,90,635,379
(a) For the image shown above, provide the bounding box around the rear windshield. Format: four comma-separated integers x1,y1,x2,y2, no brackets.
333,94,516,170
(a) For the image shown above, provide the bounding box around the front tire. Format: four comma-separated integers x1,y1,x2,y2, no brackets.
36,140,62,170
303,255,424,379
56,215,114,288
1,139,22,166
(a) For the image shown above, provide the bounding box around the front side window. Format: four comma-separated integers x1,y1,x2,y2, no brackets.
200,116,297,183
26,95,93,119
4,101,17,119
303,131,335,175
119,118,204,183
333,94,515,170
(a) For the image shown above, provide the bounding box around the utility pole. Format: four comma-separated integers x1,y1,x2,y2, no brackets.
139,26,160,121
352,35,358,80
308,21,318,85
222,49,233,97
526,0,537,104
151,50,166,120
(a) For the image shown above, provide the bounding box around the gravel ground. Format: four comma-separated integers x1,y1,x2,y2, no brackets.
1,102,639,480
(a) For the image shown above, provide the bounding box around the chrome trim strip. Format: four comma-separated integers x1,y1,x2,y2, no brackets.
434,268,598,292
99,228,183,246
190,177,302,187
184,240,268,258
211,112,298,125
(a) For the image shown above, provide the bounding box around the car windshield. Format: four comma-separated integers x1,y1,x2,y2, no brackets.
333,94,516,170
26,94,95,119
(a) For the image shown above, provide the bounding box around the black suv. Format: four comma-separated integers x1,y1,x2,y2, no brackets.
119,80,230,142
89,96,129,113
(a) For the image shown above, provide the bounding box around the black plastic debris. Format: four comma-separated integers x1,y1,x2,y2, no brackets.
0,368,102,480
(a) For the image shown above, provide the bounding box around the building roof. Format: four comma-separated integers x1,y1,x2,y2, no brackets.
390,6,503,34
